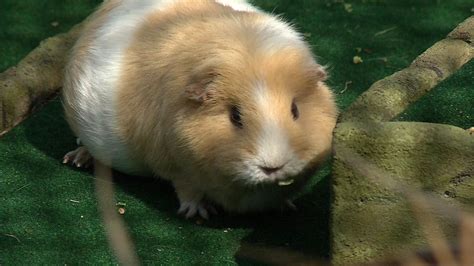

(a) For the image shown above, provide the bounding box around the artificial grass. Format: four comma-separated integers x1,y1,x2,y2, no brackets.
1,0,473,264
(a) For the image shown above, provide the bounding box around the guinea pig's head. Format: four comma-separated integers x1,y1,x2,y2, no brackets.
176,42,338,190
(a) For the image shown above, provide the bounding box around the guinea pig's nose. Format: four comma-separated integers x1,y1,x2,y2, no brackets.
259,165,284,175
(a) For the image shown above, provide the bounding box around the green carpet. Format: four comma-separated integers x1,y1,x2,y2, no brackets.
1,0,472,264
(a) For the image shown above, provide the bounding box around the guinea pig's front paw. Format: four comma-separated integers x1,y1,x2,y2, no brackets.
177,200,217,220
62,146,92,168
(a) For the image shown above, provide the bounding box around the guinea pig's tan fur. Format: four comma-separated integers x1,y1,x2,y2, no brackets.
62,0,121,135
63,0,338,218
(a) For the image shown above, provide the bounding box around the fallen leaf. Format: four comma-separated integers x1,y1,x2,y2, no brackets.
353,56,363,64
344,3,353,13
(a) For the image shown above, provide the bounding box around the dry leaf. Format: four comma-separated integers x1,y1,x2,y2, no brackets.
353,56,363,64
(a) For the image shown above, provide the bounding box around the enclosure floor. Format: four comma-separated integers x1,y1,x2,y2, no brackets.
1,0,473,264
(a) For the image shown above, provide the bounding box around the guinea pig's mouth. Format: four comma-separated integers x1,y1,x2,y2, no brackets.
232,160,307,187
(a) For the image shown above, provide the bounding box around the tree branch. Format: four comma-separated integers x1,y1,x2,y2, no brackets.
339,16,474,123
0,23,83,136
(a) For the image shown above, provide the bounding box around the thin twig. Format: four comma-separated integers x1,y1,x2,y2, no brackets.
374,26,397,37
94,159,140,266
340,81,353,94
401,253,429,266
12,184,30,193
460,213,474,266
407,194,457,265
3,234,21,243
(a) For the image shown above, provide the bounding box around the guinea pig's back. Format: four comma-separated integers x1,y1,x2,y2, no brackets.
63,0,260,174
63,0,261,175
62,0,181,175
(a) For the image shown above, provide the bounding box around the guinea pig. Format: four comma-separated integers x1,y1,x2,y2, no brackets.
62,0,338,219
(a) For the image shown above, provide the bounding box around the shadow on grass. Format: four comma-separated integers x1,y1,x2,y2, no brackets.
232,175,332,265
111,171,332,264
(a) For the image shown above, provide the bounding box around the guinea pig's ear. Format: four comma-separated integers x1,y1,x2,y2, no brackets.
184,72,217,103
312,64,327,82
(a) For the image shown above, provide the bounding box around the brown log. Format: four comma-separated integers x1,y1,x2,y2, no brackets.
0,24,83,136
339,16,474,123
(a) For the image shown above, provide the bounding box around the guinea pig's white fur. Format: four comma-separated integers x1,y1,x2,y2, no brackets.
63,0,338,218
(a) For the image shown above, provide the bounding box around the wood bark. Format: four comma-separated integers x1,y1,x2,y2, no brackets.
339,16,473,123
0,24,83,136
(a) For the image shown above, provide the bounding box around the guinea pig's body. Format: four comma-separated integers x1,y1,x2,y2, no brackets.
63,0,338,218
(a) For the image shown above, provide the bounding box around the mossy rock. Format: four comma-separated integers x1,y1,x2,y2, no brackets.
331,122,474,265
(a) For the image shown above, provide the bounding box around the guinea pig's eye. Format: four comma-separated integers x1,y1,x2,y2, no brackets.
230,105,243,128
291,101,299,120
